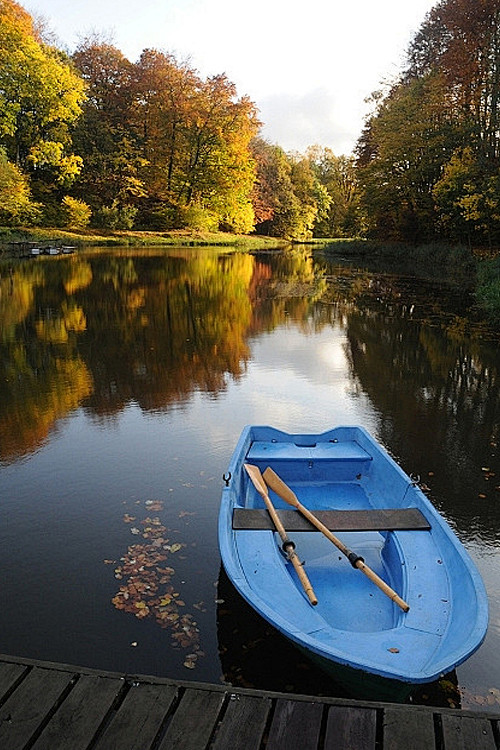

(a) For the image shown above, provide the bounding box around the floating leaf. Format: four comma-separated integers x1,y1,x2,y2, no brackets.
168,543,183,553
145,500,164,511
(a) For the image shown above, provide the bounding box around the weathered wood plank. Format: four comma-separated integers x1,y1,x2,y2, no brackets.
232,508,430,531
0,662,28,700
441,713,497,749
383,707,436,749
157,688,225,750
266,699,323,750
324,705,377,750
0,667,73,750
211,694,271,750
31,674,124,750
93,682,177,750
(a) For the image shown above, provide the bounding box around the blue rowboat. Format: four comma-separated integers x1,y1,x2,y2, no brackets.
218,425,488,690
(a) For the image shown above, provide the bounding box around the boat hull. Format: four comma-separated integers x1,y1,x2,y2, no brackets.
218,425,488,687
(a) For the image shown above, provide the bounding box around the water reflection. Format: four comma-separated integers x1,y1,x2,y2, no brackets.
0,246,499,709
2,247,500,545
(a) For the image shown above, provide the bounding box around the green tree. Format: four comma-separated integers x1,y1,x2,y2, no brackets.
308,147,362,237
0,146,40,224
0,0,85,185
356,73,465,240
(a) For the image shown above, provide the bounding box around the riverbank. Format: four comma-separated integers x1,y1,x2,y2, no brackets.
0,226,290,252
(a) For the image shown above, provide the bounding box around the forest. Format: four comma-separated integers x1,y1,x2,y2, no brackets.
1,0,500,245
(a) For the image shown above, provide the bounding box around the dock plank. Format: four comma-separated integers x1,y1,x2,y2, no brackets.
93,682,177,750
157,687,225,750
0,662,28,699
324,705,377,750
266,698,324,750
211,694,271,750
0,667,73,750
31,674,124,750
441,713,497,749
383,706,436,749
0,654,498,749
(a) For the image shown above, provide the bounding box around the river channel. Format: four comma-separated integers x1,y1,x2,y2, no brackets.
0,244,499,710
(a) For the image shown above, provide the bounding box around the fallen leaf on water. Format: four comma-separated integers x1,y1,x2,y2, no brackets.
166,543,183,553
108,498,204,668
145,500,164,511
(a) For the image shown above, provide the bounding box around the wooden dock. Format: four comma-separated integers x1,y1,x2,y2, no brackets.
0,653,498,749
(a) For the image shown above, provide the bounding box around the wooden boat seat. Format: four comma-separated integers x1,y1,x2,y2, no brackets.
232,507,431,532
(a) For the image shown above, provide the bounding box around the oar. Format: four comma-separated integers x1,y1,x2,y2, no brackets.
244,464,318,606
262,467,410,613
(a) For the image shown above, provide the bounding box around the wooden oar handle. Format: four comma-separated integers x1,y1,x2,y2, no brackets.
263,495,318,606
244,464,318,606
286,548,318,606
354,560,409,612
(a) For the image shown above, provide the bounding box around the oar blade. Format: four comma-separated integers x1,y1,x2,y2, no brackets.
244,463,268,499
263,467,299,507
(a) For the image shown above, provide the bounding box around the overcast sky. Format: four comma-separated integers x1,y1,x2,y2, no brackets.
27,0,437,155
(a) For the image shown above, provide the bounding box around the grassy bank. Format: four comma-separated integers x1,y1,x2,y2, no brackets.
0,226,290,251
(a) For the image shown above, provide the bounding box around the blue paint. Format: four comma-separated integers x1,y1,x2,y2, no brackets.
219,425,489,685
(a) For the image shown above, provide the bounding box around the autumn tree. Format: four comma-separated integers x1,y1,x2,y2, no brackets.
407,0,500,160
133,52,259,233
251,139,330,239
72,38,145,227
355,0,500,244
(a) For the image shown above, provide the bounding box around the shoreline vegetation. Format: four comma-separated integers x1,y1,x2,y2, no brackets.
0,226,291,251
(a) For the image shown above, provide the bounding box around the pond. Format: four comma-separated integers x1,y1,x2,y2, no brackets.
0,244,499,711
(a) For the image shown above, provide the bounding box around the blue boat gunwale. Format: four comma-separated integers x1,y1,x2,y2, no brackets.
219,424,489,685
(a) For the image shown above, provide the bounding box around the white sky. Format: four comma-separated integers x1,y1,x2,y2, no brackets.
26,0,437,155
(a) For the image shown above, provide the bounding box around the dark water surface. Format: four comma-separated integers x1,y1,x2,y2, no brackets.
1,245,499,711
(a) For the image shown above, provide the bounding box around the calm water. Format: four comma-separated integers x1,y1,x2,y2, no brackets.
1,245,499,710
